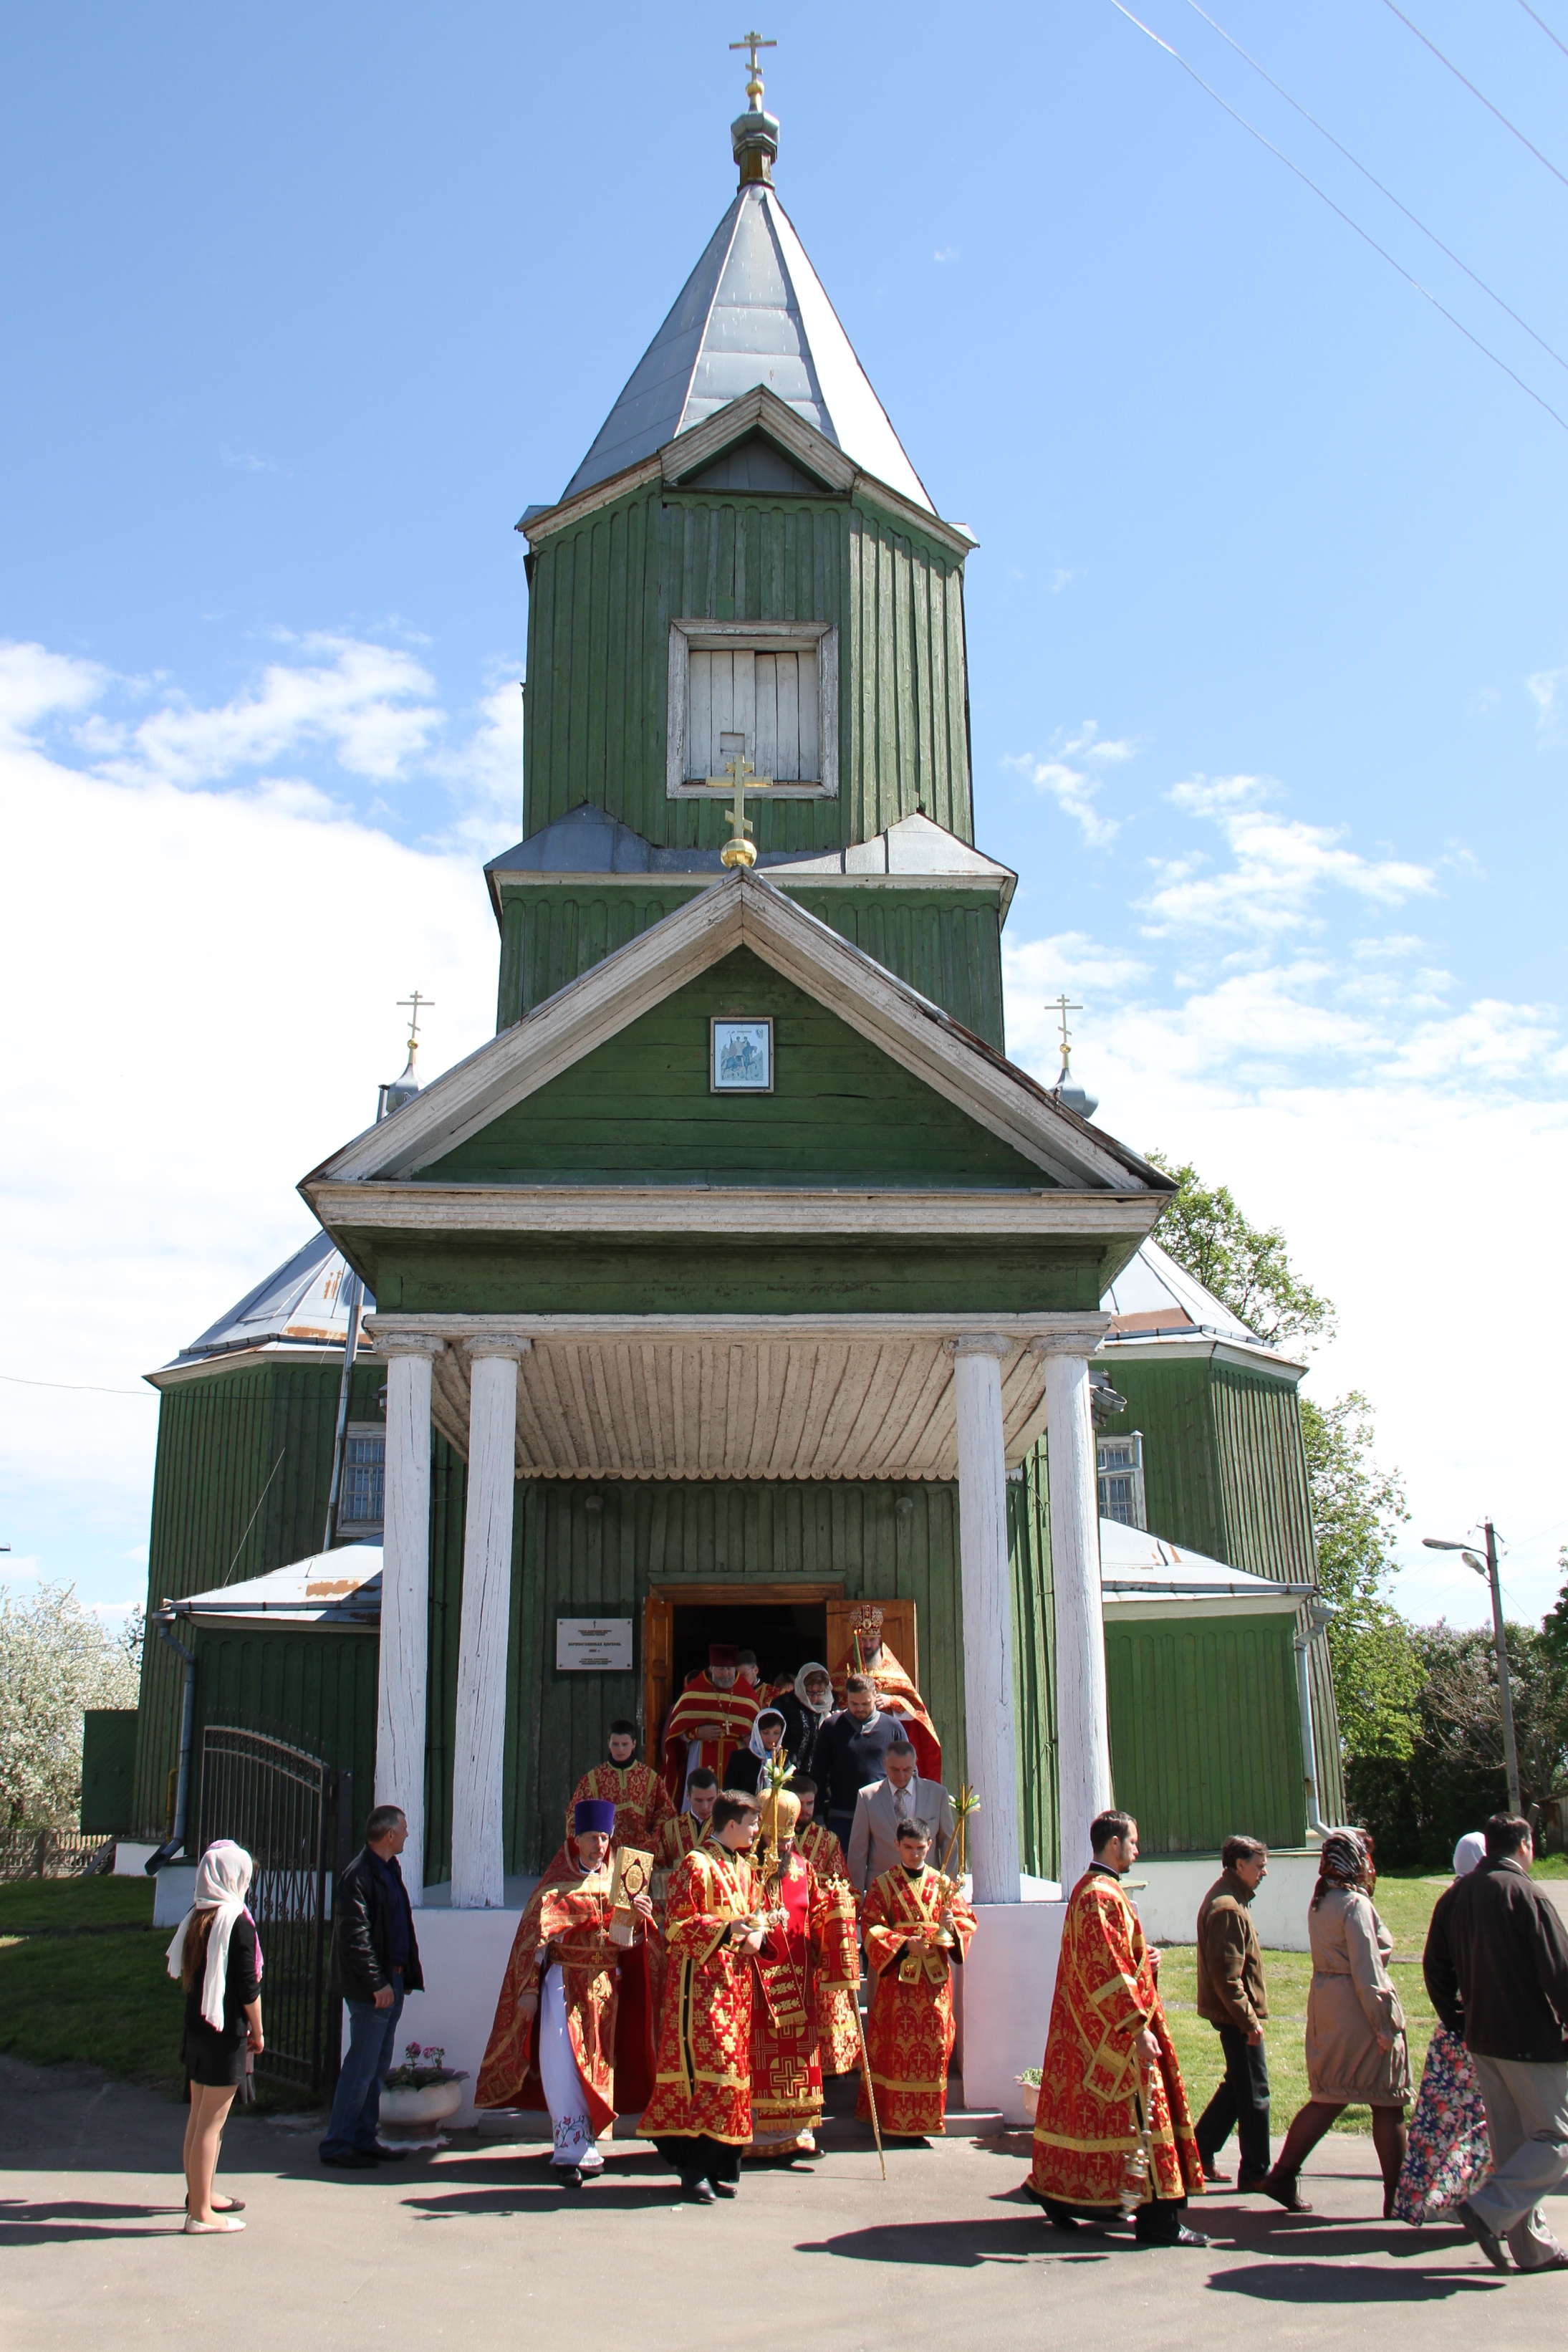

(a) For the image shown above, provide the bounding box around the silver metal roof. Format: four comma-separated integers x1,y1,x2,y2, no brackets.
485,806,1011,900
1102,1234,1263,1348
562,184,933,513
172,1545,383,1631
165,1227,374,1370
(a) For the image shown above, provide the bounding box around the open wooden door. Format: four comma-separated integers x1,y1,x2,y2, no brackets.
826,1598,919,1687
643,1592,675,1753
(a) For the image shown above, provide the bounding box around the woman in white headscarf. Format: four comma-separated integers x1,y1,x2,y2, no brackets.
722,1708,789,1795
1392,1832,1493,2224
165,1840,264,2233
778,1662,835,1780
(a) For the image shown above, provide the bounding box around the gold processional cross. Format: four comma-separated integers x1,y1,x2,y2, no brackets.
729,29,776,110
706,749,772,868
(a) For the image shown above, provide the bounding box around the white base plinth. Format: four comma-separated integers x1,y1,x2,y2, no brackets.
114,1841,160,1878
357,1899,531,2126
152,1865,197,1926
958,1901,1068,2128
1125,1852,1323,1951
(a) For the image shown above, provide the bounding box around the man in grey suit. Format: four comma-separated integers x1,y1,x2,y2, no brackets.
847,1742,956,1893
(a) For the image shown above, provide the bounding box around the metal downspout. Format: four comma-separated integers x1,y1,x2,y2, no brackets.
321,1270,365,1554
145,1611,196,1873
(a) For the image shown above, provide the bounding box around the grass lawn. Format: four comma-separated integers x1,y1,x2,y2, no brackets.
0,1876,311,2108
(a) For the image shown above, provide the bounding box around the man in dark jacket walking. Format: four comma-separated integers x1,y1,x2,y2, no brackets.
1425,1812,1568,2272
1193,1836,1272,2191
319,1804,425,2169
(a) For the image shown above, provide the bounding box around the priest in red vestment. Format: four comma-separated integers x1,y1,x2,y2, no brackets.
660,1643,760,1801
565,1720,675,1853
832,1605,942,1782
748,1787,861,2156
639,1792,765,2202
1027,1809,1208,2245
857,1816,976,2142
474,1800,657,2187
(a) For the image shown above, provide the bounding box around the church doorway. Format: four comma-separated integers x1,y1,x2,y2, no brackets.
643,1580,841,1746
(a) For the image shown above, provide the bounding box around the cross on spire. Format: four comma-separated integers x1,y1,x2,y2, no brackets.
397,990,435,1067
1046,992,1082,1068
730,28,776,107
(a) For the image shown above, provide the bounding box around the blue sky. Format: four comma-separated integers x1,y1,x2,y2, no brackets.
2,1,1564,1631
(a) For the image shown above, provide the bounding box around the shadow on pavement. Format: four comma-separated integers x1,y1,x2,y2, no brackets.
795,2215,1057,2267
1207,2261,1506,2303
0,2197,181,2244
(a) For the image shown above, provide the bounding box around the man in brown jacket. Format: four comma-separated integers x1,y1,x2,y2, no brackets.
1193,1835,1271,2191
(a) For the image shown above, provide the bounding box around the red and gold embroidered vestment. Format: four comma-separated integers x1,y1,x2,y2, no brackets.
856,1863,976,2136
473,1853,655,2131
749,1852,861,2149
639,1845,760,2147
564,1760,675,1854
660,1676,760,1799
1027,1867,1203,2211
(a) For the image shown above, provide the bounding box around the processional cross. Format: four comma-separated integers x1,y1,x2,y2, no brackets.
706,749,773,868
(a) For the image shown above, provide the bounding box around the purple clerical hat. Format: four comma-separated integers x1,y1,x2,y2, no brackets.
573,1798,616,1837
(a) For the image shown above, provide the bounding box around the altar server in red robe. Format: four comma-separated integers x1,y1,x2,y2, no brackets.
474,1800,656,2188
640,1792,764,2202
565,1720,675,1853
748,1787,861,2156
1027,1808,1208,2245
660,1644,760,1802
790,1778,849,1885
857,1816,976,2142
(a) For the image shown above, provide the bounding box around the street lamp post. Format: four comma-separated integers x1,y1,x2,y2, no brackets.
1423,1520,1521,1817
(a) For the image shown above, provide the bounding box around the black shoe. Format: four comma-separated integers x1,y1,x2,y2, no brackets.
555,2166,585,2192
1261,2169,1312,2212
686,2177,717,2204
1236,2171,1271,2193
371,2146,410,2163
1455,2199,1512,2274
712,2179,738,2199
319,2151,377,2169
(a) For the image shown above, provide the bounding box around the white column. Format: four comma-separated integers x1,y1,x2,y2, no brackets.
1036,1337,1114,1886
950,1335,1021,1906
376,1336,445,1908
451,1336,530,1909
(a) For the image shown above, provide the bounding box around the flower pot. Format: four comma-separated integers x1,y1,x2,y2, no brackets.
377,2077,465,2150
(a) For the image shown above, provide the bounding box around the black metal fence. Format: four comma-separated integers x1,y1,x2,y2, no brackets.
196,1726,350,2096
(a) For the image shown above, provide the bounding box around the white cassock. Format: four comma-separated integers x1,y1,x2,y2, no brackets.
537,1957,604,2171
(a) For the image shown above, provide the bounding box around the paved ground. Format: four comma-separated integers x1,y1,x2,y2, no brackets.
2,2054,1563,2352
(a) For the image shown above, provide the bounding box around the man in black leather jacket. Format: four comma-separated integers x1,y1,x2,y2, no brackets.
1425,1813,1568,2272
318,1805,425,2169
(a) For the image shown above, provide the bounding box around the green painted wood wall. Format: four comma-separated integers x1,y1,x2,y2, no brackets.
522,486,971,855
494,883,1006,1052
431,948,1039,1191
1105,1615,1307,1853
1095,1353,1346,1824
131,1358,384,1835
189,1628,379,1843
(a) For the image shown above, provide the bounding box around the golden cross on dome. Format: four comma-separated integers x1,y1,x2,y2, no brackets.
706,749,773,869
1046,992,1082,1067
730,28,776,105
397,990,435,1065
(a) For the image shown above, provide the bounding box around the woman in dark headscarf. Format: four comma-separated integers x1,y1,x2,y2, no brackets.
1263,1829,1410,2216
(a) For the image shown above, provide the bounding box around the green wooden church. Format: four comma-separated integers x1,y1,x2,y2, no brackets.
126,62,1345,1968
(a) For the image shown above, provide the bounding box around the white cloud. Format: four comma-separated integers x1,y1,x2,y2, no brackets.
0,638,506,1605
0,641,107,746
1004,723,1135,848
92,633,443,789
1142,775,1435,938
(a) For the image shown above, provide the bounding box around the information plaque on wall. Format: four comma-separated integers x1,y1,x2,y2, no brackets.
556,1617,634,1672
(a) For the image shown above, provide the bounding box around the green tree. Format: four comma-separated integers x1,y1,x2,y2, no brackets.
1540,1545,1568,1658
1302,1392,1421,1759
1150,1156,1419,1759
1145,1153,1336,1350
0,1584,143,1826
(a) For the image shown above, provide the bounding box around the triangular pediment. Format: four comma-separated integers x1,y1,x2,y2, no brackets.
304,873,1166,1202
680,428,836,497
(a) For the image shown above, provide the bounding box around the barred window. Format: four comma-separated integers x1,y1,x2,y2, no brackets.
1097,1431,1146,1530
341,1431,385,1527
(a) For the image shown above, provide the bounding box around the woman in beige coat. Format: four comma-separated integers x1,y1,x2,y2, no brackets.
1264,1829,1410,2215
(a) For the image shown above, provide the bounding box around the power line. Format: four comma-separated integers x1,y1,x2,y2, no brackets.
1181,0,1568,378
1382,0,1568,192
1517,0,1568,65
1106,0,1568,436
0,1371,154,1398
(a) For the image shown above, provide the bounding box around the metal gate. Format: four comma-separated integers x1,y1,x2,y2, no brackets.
196,1726,350,2096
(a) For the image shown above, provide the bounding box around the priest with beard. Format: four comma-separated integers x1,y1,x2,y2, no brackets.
475,1800,657,2188
660,1644,760,1802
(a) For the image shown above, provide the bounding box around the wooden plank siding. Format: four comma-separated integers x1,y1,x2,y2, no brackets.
1095,1354,1347,1825
130,1359,383,1835
428,949,1042,1190
494,883,1007,1050
188,1627,378,1838
521,485,972,857
1105,1616,1307,1853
